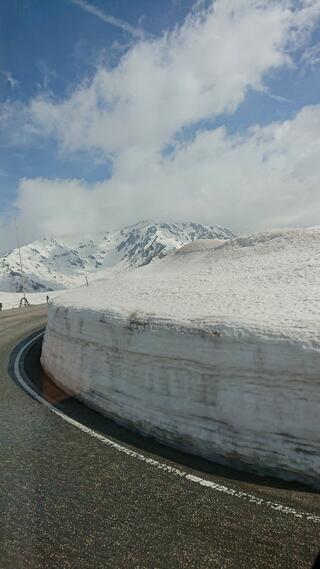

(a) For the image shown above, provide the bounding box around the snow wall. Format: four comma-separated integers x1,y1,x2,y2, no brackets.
42,303,320,488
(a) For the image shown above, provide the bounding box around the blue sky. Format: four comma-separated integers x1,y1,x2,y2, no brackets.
0,0,199,215
1,0,320,250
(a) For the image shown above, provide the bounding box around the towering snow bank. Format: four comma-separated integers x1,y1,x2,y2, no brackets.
41,228,320,487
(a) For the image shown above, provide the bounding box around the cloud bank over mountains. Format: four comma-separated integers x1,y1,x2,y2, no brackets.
1,0,320,250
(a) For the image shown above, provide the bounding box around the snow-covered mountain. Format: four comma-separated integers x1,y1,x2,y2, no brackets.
0,221,234,292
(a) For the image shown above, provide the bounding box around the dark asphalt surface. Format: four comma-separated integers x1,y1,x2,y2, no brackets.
0,306,319,569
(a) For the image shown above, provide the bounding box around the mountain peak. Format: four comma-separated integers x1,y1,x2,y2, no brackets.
0,221,234,293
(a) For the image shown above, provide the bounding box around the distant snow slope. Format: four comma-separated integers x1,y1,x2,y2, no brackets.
0,221,233,293
42,228,320,487
0,290,64,311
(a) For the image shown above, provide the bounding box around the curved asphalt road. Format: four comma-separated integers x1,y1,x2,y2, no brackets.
1,306,320,569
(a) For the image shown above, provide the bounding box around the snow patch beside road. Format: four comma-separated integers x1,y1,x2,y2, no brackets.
0,290,62,311
41,228,320,487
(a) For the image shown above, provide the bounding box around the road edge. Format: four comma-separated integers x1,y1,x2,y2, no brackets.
7,330,320,526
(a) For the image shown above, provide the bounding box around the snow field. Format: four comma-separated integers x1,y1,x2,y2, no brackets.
0,290,62,311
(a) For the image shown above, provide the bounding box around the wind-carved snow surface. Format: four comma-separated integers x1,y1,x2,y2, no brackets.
41,228,320,488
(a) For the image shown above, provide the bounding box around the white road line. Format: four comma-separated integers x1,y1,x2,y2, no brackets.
14,331,320,525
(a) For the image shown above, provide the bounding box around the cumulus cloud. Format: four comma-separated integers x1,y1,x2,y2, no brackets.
3,104,319,246
1,0,320,249
29,0,297,156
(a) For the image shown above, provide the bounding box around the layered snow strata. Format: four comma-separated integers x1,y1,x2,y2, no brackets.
41,229,320,488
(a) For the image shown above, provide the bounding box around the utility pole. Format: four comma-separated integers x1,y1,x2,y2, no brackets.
14,218,29,308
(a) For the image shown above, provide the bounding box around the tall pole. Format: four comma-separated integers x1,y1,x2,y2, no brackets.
14,217,26,302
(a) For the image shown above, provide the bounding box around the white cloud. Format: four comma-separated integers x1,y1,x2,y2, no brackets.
1,70,19,89
69,0,145,39
1,0,320,250
30,0,298,157
301,42,320,66
4,104,319,247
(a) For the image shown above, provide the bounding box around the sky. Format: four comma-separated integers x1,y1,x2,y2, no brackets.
1,0,320,251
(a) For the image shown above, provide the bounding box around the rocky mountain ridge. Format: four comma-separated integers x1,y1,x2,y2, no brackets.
0,221,234,292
